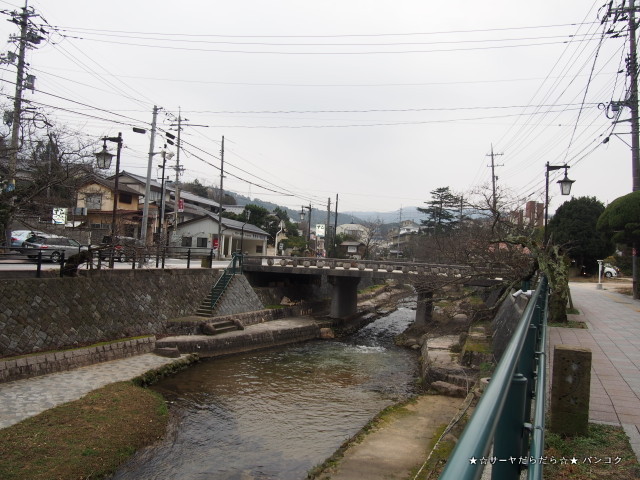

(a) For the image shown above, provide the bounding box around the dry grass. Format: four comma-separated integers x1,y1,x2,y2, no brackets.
545,423,640,480
0,382,168,480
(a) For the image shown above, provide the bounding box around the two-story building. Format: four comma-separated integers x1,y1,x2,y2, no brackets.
75,172,268,257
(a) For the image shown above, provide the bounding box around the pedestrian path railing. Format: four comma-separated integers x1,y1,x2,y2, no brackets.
439,275,549,480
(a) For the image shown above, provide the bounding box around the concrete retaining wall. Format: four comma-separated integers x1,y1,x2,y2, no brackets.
214,275,264,316
0,336,155,383
166,301,327,335
160,320,321,358
0,269,221,357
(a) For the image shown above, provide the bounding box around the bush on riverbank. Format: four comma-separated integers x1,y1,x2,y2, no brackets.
0,382,168,480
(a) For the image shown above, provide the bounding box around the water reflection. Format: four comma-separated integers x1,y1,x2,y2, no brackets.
111,303,418,480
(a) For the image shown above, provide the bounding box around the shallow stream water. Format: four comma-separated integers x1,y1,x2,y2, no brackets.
111,300,419,480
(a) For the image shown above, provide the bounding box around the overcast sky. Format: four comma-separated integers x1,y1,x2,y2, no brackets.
0,0,633,220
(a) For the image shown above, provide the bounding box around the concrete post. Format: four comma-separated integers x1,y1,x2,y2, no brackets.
329,276,361,318
550,345,592,436
415,290,434,327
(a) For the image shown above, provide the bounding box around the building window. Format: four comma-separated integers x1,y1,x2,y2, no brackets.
196,237,207,247
181,236,192,247
119,192,133,204
256,245,263,254
347,245,357,253
85,193,102,210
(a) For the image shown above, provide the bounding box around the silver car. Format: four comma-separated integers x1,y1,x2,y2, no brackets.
22,235,87,263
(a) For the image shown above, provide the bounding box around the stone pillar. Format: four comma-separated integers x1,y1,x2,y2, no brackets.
415,290,434,327
329,276,361,318
550,345,592,436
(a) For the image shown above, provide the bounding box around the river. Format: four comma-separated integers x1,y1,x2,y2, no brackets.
111,299,419,480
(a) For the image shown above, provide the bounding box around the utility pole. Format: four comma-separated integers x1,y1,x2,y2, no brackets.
172,111,184,232
486,144,504,214
333,194,339,257
217,136,225,260
629,0,640,191
140,105,159,246
8,2,32,194
3,1,41,248
325,197,331,257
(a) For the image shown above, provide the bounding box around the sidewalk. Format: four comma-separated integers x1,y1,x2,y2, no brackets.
0,353,182,430
549,281,640,459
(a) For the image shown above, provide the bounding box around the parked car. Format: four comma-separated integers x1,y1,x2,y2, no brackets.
10,230,45,252
99,236,144,262
22,234,86,263
603,264,620,278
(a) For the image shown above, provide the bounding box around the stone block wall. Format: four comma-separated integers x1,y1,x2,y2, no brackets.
0,336,155,383
0,269,221,357
214,275,264,316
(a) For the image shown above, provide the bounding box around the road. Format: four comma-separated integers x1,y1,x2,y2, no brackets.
0,252,232,275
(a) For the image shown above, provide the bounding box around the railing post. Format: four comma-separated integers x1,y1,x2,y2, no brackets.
36,250,42,277
131,250,136,270
187,248,191,268
492,373,528,480
161,247,166,269
59,252,65,277
518,324,537,457
209,248,214,268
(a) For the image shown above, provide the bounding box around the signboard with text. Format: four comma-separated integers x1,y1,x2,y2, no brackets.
316,224,325,237
52,208,67,225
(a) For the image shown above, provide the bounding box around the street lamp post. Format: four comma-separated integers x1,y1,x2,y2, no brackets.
300,204,312,254
544,162,575,245
94,132,123,241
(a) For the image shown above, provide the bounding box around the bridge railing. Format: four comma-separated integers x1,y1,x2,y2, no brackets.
438,275,549,480
242,255,482,274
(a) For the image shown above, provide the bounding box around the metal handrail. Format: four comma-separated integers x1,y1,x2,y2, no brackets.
209,253,242,311
439,275,548,480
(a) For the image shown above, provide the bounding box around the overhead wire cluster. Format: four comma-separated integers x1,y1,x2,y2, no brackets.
0,1,628,212
470,0,631,211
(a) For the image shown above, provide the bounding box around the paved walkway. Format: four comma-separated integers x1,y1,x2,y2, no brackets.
0,353,182,430
549,281,640,459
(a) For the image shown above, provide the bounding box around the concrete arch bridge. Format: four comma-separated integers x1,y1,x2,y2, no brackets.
240,255,506,323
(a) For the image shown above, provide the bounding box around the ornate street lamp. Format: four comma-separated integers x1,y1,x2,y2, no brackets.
94,133,123,267
544,162,575,245
300,204,312,253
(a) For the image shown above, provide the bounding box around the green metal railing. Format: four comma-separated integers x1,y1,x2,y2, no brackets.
439,275,549,480
209,253,243,311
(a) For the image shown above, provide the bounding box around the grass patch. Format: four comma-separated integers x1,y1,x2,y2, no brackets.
548,320,587,329
567,307,580,315
545,423,640,480
0,382,168,480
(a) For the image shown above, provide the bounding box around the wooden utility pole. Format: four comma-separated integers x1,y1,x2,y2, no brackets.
325,197,331,256
217,136,225,260
486,145,503,215
140,105,159,246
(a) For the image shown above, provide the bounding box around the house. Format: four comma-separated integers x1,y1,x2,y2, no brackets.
336,222,369,240
172,206,268,257
338,240,366,259
75,172,268,257
75,175,148,241
386,220,419,256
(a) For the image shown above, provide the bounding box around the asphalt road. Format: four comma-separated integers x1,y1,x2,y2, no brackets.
0,252,231,274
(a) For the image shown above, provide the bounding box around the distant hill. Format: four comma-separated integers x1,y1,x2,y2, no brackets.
229,192,360,227
228,193,425,227
342,207,423,224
